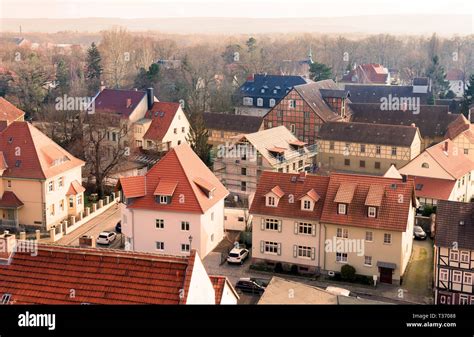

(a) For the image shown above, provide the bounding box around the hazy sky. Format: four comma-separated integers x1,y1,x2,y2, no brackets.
1,0,473,19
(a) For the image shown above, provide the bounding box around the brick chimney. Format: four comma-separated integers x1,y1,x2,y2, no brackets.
0,231,16,263
444,141,449,152
298,171,307,182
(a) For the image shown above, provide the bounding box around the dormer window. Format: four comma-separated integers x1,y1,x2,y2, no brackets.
338,203,347,215
267,196,276,207
159,195,170,204
368,206,377,218
303,200,312,210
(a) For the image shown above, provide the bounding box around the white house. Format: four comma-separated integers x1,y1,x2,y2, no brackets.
118,144,229,258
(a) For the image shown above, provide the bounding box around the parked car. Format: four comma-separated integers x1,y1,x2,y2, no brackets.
115,221,122,234
235,278,266,295
96,232,117,245
413,225,427,240
325,286,351,297
227,247,249,265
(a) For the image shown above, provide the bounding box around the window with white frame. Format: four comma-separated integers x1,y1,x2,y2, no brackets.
453,271,462,283
159,195,169,204
464,272,472,285
383,233,392,244
265,218,279,231
267,196,276,207
156,242,164,250
297,246,312,258
338,203,347,215
368,206,377,218
460,251,469,263
58,177,64,188
264,241,279,254
336,252,348,263
450,250,459,261
460,294,469,305
48,181,54,192
257,98,263,107
298,222,313,235
376,145,381,155
439,269,448,281
303,200,312,210
77,195,82,205
181,221,190,231
243,97,253,106
289,100,296,108
365,231,373,242
181,244,190,252
337,228,348,239
69,196,74,208
156,219,164,229
364,256,372,266
269,98,276,107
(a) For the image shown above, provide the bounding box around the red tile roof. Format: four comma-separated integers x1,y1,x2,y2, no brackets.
120,144,228,214
0,97,25,123
342,64,389,84
269,185,285,198
0,245,197,304
0,122,84,179
333,183,357,204
153,179,178,196
365,185,385,207
425,140,474,179
93,89,147,118
143,102,181,141
250,172,330,221
445,114,470,140
411,176,456,200
300,188,320,202
209,275,226,304
446,69,464,81
321,173,416,232
66,180,86,196
0,191,24,208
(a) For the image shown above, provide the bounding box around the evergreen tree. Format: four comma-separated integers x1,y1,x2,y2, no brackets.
186,112,211,166
461,74,474,118
309,62,332,82
133,63,160,90
55,58,70,96
85,42,103,95
425,55,449,100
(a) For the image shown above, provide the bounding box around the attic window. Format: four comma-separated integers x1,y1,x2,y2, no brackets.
267,196,276,207
302,200,312,210
1,293,11,304
421,163,429,168
415,184,423,191
338,203,347,215
158,195,170,204
7,137,13,144
368,206,377,218
15,160,21,167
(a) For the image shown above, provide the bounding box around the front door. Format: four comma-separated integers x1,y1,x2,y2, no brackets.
379,267,393,284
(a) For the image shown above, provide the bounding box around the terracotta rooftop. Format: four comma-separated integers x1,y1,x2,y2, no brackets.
250,172,330,221
435,201,474,250
143,102,182,141
321,173,416,232
153,179,178,196
0,245,199,304
411,176,456,201
120,144,228,214
365,184,385,207
0,191,24,209
424,140,474,179
66,180,86,196
333,183,357,204
0,98,25,123
269,185,285,198
0,121,85,180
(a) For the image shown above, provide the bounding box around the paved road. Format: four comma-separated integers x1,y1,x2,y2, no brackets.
55,206,122,248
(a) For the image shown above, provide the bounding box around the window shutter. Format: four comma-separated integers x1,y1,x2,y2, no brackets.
261,218,265,231
277,243,282,256
311,224,316,236
260,241,264,253
311,247,316,260
278,220,282,232
293,245,297,258
294,222,298,235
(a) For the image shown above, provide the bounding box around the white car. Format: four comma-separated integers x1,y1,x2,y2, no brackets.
325,286,351,297
96,232,117,245
227,248,249,265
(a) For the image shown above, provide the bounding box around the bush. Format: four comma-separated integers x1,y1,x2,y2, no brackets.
422,205,436,216
341,264,356,281
274,262,283,273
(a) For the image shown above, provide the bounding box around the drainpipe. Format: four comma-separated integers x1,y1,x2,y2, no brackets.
323,224,327,271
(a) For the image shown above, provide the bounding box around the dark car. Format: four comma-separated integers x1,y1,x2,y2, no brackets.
413,225,427,240
235,278,267,295
115,221,122,234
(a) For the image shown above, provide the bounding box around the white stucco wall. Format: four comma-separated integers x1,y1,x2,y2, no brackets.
185,252,216,304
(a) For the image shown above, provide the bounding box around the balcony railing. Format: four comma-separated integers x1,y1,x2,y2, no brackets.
0,219,19,229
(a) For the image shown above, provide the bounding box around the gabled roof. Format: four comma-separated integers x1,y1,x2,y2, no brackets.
249,171,330,221
0,98,25,123
318,121,419,147
268,185,285,198
299,188,320,202
209,275,239,304
345,84,430,104
66,180,86,196
292,80,343,122
435,201,474,250
93,88,147,118
445,114,472,141
0,191,24,208
0,244,201,304
143,102,182,141
202,113,263,134
239,126,309,166
424,140,474,179
321,173,416,232
349,103,460,139
0,122,84,180
446,69,464,81
120,144,228,214
341,64,389,84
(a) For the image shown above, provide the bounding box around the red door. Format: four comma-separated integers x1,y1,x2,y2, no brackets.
380,267,393,284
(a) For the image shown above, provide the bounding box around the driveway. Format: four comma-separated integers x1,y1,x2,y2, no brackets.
400,238,434,304
55,206,122,248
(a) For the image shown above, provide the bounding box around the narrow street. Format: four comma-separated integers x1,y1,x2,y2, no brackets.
54,205,122,248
